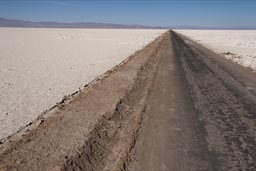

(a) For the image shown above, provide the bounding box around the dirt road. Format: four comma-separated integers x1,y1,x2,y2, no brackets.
127,34,217,171
0,31,256,171
127,31,256,171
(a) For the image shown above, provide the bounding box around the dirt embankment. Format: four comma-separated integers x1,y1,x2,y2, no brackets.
0,31,169,171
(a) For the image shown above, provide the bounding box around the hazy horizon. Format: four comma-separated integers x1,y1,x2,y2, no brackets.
1,16,256,30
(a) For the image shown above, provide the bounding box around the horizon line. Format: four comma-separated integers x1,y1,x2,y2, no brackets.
1,17,256,30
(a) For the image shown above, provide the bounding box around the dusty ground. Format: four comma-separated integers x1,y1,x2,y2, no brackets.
0,30,256,171
126,31,256,171
127,33,216,171
173,32,256,171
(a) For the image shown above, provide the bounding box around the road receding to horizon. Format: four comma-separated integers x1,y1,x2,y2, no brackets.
127,31,256,171
0,31,256,171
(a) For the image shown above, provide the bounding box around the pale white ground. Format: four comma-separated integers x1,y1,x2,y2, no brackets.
175,30,256,71
0,28,166,141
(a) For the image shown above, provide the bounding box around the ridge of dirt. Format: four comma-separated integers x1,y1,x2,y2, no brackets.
172,31,256,171
0,31,169,171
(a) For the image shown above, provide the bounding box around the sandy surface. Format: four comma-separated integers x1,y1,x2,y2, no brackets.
0,28,165,141
175,30,256,71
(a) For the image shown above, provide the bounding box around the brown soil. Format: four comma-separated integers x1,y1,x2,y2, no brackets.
170,31,256,171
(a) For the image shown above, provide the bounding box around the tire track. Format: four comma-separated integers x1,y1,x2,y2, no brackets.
172,31,256,171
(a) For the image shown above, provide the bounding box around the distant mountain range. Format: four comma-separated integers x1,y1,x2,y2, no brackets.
0,17,255,30
0,17,165,29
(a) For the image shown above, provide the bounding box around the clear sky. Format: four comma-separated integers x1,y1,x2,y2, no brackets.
0,0,256,27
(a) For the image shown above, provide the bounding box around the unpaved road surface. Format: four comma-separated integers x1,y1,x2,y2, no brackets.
127,31,256,171
127,35,216,171
0,31,256,171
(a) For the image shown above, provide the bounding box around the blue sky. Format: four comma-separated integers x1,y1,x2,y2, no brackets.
0,0,256,27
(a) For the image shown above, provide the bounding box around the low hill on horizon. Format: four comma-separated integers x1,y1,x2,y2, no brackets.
0,17,165,29
0,17,255,30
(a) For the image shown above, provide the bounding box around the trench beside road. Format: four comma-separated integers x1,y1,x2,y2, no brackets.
1,31,256,171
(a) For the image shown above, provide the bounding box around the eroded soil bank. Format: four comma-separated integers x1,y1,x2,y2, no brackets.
0,31,168,171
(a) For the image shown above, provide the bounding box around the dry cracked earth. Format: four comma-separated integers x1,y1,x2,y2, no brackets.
0,31,256,171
